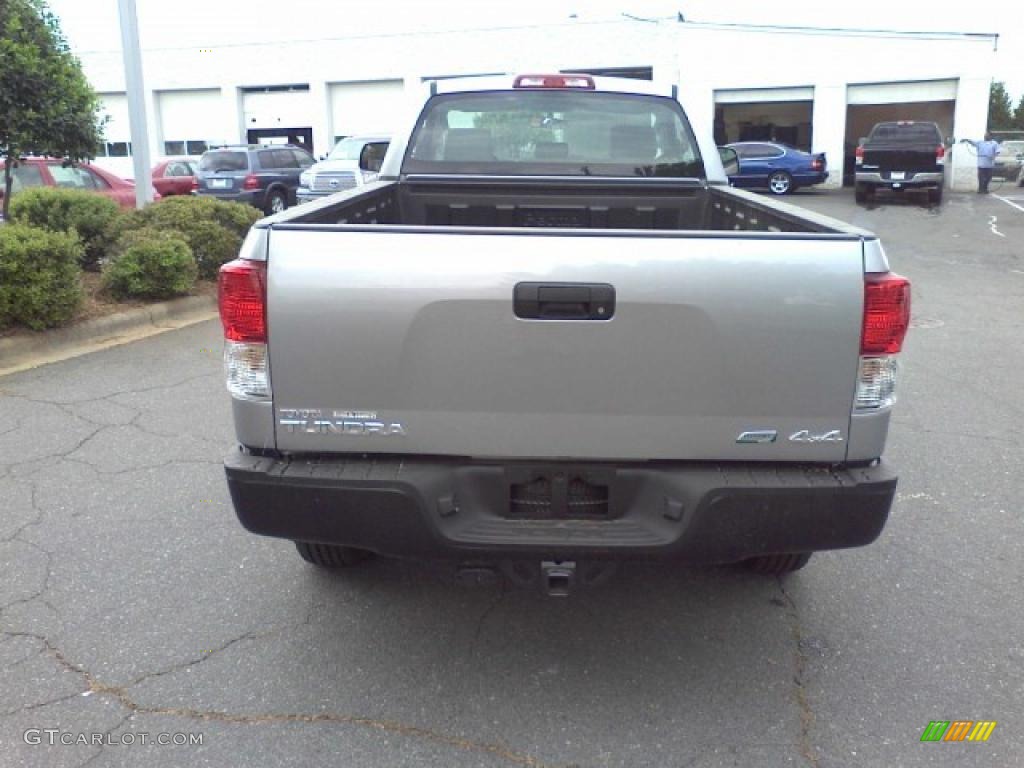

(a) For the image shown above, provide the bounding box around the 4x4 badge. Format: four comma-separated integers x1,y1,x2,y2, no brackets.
789,429,844,443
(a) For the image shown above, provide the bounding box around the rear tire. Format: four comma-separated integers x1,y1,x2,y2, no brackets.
294,541,374,568
743,552,812,575
854,183,872,204
928,187,943,205
265,189,287,216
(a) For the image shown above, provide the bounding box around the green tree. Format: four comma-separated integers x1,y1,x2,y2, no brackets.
1014,94,1024,131
988,81,1014,131
0,0,104,219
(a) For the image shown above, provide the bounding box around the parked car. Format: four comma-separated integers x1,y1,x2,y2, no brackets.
296,135,390,203
994,140,1024,181
152,157,198,197
195,144,315,215
220,73,906,588
0,157,147,209
855,121,946,205
723,141,827,195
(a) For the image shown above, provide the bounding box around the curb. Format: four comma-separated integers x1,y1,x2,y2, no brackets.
0,295,217,377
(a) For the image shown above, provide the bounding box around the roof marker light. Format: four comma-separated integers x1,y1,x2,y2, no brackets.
513,74,595,89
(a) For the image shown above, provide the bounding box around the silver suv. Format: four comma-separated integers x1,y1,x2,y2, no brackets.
297,135,390,202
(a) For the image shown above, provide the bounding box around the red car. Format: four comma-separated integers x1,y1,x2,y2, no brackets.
151,157,198,197
0,157,151,210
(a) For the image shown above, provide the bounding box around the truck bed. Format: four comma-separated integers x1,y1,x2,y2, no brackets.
276,176,865,236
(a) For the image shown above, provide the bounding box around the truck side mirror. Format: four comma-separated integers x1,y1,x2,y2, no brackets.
359,145,383,173
718,147,739,176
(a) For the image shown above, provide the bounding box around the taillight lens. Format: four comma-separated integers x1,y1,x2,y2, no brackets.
219,259,270,400
855,146,864,165
855,356,899,410
242,174,260,190
190,177,199,192
219,259,266,343
862,272,911,355
856,272,910,411
935,145,946,160
811,157,823,171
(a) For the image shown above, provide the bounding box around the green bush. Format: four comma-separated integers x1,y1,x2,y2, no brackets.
8,187,122,270
116,196,260,279
102,229,196,300
0,224,84,330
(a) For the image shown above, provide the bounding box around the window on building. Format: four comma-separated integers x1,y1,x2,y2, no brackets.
106,142,131,157
165,140,221,157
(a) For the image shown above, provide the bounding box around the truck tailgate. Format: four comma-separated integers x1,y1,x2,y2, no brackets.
266,228,865,462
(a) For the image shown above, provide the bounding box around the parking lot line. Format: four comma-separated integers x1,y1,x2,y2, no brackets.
993,194,1024,213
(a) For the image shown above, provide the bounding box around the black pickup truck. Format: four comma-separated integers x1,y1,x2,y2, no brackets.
855,121,947,205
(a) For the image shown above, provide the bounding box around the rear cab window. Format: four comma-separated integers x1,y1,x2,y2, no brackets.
868,123,942,144
403,89,703,178
199,151,249,172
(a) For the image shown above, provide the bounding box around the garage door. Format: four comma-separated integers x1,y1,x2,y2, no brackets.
329,80,405,141
842,80,958,185
97,93,130,149
714,88,815,151
847,80,957,106
158,89,225,157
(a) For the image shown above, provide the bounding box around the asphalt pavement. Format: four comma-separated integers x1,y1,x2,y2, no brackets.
1,188,1022,767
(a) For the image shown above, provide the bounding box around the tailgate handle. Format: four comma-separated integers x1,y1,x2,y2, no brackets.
514,282,615,321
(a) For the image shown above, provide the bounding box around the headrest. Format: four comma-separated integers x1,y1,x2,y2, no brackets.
610,125,657,162
534,141,569,160
443,128,494,161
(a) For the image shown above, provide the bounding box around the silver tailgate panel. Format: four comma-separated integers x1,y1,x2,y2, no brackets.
267,229,864,462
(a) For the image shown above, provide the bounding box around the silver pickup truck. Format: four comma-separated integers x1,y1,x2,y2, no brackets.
219,74,909,592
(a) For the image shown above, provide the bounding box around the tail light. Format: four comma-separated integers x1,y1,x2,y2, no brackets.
935,145,946,164
190,177,199,192
856,272,910,410
811,156,824,172
855,146,864,166
242,174,260,190
219,258,270,399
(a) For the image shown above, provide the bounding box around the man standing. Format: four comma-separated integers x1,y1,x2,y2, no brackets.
960,133,1001,193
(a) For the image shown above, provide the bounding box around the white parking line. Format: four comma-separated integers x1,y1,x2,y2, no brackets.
993,194,1024,213
988,215,1005,238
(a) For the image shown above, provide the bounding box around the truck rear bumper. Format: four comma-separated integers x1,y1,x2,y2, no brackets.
225,451,897,563
856,171,943,187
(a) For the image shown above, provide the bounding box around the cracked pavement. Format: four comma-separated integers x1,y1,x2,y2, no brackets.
1,191,1023,767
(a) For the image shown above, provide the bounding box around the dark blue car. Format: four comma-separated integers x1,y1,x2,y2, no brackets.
724,141,827,195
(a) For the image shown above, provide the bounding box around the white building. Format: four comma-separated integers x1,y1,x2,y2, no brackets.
80,17,998,190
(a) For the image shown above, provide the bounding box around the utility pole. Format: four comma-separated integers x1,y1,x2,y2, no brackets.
117,0,153,207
